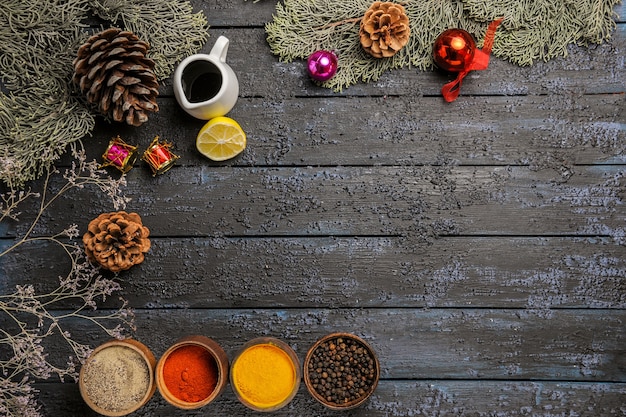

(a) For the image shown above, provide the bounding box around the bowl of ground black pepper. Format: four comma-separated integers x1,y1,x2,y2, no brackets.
156,335,229,410
79,339,157,416
304,333,380,410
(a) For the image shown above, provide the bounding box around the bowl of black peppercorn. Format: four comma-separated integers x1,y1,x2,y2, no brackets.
304,333,380,410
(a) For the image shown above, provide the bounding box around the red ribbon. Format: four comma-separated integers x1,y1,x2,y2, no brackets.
441,18,503,102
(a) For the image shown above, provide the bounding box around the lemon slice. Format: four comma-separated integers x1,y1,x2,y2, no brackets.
196,116,247,161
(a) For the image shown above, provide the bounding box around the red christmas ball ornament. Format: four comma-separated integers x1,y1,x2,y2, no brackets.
432,28,476,73
432,19,504,102
307,50,338,82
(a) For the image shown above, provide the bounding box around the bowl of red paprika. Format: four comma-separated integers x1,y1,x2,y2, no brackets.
156,335,229,409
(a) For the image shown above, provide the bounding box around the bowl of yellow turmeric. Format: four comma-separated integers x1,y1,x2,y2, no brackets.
229,337,301,412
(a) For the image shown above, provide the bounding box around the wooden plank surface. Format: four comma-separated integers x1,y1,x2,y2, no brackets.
84,94,624,167
3,236,624,309
34,380,626,417
5,164,624,238
0,1,624,416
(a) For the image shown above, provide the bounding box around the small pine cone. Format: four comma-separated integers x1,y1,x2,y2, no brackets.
83,211,151,273
359,2,410,58
73,28,159,127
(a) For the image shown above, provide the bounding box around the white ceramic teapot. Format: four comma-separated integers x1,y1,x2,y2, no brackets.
173,36,239,120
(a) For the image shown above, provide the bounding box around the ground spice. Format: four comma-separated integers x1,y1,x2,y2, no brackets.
162,344,218,403
231,343,297,409
81,345,150,413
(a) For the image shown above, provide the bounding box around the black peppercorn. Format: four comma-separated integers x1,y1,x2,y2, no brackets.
306,335,378,407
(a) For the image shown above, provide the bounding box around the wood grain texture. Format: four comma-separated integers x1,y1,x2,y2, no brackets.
3,237,624,309
4,165,624,238
33,380,626,417
80,95,625,167
0,1,624,416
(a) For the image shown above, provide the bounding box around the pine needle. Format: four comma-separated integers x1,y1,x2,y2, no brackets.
265,0,621,91
0,0,209,188
463,0,621,65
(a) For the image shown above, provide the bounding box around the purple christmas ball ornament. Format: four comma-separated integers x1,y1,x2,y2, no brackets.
307,50,338,82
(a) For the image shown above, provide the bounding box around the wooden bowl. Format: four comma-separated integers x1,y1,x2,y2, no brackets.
79,339,156,416
156,335,229,409
230,337,301,412
304,332,380,410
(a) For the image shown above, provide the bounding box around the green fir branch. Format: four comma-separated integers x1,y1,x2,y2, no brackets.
265,0,622,91
90,0,209,80
0,0,209,188
463,0,622,65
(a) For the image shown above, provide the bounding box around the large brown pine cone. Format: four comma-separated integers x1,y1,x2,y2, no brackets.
359,2,410,58
73,28,159,127
83,211,151,273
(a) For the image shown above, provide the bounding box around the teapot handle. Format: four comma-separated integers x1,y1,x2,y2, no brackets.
210,36,230,63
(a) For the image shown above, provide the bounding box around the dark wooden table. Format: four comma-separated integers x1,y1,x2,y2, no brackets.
2,1,625,415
